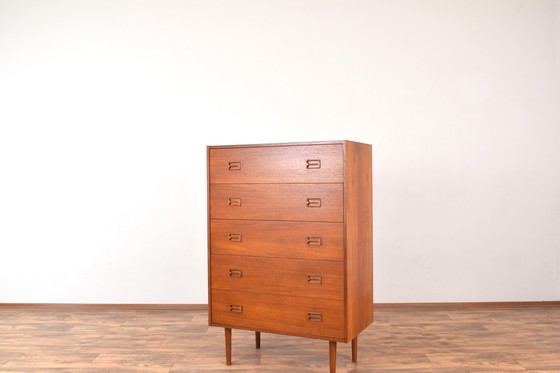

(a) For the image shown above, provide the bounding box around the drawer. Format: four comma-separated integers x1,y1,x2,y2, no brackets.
210,220,344,261
208,144,343,184
210,255,344,301
210,289,345,340
209,184,343,222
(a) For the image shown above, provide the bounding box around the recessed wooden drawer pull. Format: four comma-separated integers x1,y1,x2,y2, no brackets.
307,274,322,284
228,161,241,171
307,312,322,322
228,198,242,206
306,198,321,208
306,236,322,246
306,159,321,169
229,269,243,278
228,233,242,242
229,304,243,313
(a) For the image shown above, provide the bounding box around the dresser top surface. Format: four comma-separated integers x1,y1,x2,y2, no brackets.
207,140,370,149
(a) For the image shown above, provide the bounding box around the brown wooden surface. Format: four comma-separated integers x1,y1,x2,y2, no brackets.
209,183,344,222
255,331,261,349
207,140,371,368
210,289,345,340
1,307,559,372
207,146,213,326
343,141,373,342
208,144,343,184
210,220,344,261
224,328,232,365
211,255,344,301
209,140,350,148
329,341,337,373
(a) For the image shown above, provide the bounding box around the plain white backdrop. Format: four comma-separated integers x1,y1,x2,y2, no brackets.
0,0,559,303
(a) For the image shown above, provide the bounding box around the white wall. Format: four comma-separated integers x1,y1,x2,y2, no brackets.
0,0,558,303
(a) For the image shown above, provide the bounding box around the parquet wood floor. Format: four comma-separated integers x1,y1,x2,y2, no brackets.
0,307,558,372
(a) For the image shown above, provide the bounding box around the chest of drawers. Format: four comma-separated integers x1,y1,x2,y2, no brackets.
207,140,372,373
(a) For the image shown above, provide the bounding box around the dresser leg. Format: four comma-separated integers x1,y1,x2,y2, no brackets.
255,331,261,349
329,341,337,373
225,328,232,365
351,336,358,362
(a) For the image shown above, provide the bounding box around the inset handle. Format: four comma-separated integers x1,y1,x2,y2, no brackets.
307,312,322,322
229,269,243,278
306,198,321,208
228,198,242,206
228,161,241,171
307,274,322,284
228,233,242,242
306,159,321,169
229,304,243,313
306,237,322,246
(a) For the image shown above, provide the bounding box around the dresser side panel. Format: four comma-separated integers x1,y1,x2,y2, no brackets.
344,141,373,340
207,146,213,324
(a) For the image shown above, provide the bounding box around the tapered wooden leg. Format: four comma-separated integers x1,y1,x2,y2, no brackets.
351,336,358,362
329,341,337,373
225,328,232,365
255,331,261,349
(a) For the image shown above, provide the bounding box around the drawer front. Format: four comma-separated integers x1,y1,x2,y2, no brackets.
211,255,344,301
211,289,345,340
209,145,343,184
209,184,343,222
210,220,344,261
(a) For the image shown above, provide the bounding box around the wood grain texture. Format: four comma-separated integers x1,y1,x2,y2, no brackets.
207,145,213,326
208,144,343,184
211,255,344,301
343,141,373,341
1,307,558,372
210,289,346,341
209,140,348,148
210,220,344,261
208,140,372,372
209,183,344,222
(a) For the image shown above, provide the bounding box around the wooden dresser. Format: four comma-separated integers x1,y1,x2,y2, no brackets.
207,140,372,373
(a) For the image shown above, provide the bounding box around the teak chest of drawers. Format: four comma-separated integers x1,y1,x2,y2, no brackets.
207,140,372,373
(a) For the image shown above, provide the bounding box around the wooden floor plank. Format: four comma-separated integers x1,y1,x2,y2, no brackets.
0,307,559,372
